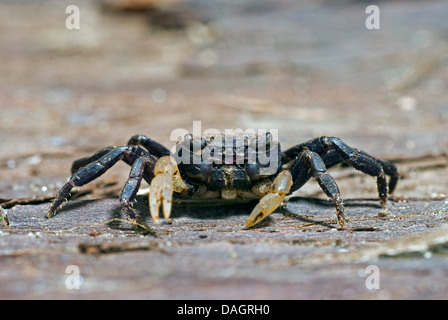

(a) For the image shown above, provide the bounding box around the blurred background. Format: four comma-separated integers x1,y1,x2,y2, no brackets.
0,0,447,205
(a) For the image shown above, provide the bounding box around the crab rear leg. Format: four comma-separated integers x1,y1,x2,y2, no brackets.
47,146,129,219
149,156,190,224
246,171,293,228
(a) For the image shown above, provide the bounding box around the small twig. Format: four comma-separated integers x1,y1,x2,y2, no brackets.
101,217,157,235
0,195,54,209
78,240,167,255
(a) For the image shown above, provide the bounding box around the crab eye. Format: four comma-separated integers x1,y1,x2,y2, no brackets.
183,133,206,151
265,132,272,146
183,133,193,147
200,137,207,149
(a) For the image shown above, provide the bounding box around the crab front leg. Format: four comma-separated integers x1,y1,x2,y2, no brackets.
120,156,155,224
246,171,293,228
149,156,191,224
48,146,131,219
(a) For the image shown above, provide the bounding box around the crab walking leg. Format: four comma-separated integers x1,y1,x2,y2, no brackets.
120,156,155,224
290,149,347,227
149,156,189,223
47,146,129,218
246,171,293,228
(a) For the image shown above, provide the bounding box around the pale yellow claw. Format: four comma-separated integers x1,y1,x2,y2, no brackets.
246,171,293,228
149,156,188,223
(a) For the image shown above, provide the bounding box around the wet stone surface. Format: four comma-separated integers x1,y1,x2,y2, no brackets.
1,195,448,299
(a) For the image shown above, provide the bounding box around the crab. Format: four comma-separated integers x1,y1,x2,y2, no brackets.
47,133,399,228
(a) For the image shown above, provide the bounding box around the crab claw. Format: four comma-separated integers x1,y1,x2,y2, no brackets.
246,170,293,228
149,173,173,224
149,156,188,224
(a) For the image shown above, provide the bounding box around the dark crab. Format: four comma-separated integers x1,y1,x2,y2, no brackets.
47,133,399,228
